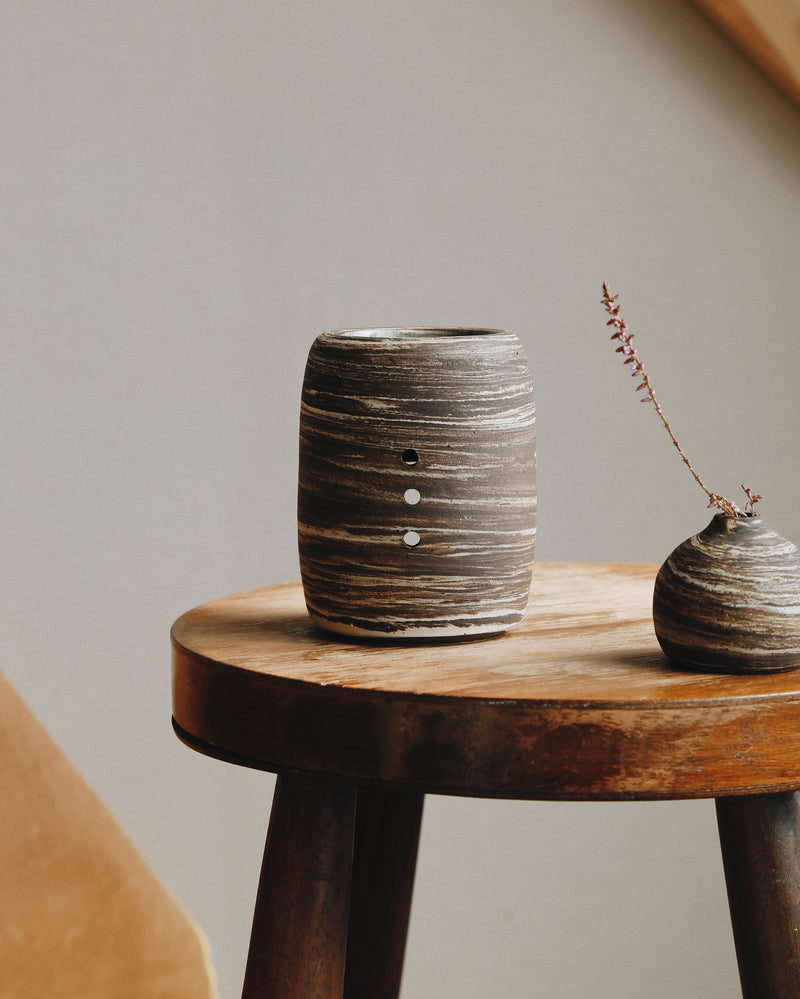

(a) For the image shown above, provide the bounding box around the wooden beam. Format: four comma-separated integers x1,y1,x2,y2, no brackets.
689,0,800,108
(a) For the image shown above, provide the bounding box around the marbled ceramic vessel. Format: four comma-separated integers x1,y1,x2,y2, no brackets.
298,328,536,639
653,514,800,673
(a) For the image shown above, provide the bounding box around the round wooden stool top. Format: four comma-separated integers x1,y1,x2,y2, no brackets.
171,563,800,801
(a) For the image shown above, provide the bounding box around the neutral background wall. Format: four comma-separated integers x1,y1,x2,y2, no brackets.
3,1,800,996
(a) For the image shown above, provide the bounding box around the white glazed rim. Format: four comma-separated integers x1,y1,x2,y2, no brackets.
323,327,510,341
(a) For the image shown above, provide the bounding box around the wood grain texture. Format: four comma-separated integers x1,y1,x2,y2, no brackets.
172,563,800,800
717,791,800,997
298,329,536,638
653,515,800,673
242,774,355,999
343,787,423,999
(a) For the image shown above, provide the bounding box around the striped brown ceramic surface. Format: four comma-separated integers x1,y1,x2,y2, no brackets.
653,514,800,673
297,328,536,639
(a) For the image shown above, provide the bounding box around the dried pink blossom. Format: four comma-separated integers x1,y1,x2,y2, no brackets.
742,487,763,516
601,283,761,518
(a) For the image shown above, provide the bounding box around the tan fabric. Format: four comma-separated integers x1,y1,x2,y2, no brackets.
0,672,217,999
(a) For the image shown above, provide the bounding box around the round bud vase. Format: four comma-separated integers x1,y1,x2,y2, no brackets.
652,514,800,673
297,328,537,639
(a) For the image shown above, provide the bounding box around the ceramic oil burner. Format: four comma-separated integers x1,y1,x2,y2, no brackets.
653,514,800,673
297,328,537,639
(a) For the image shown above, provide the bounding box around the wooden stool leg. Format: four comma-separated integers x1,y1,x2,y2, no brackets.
242,773,356,999
343,787,424,999
716,791,800,998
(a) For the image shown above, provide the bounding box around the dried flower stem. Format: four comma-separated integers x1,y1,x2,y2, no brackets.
601,283,761,518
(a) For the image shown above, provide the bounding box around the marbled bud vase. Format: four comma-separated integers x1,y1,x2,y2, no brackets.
297,328,536,639
653,514,800,673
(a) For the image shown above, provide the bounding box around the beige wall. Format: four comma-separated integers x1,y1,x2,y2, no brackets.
3,1,800,995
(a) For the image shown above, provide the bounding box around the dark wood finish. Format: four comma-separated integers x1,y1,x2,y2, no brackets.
298,328,536,639
173,564,800,997
716,791,800,997
344,787,424,999
653,515,800,673
172,563,800,800
242,774,355,999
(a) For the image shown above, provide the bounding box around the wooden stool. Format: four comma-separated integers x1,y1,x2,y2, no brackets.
171,563,800,999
